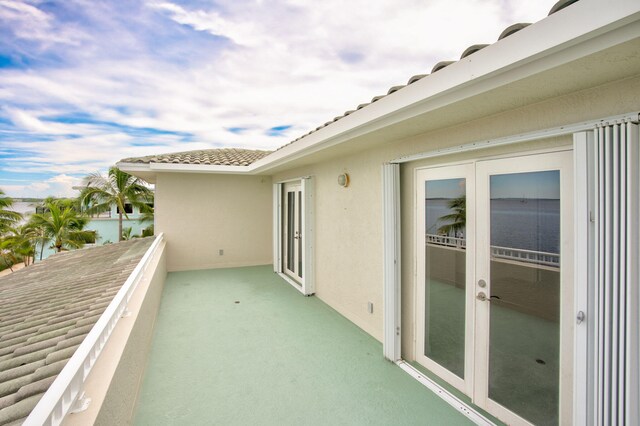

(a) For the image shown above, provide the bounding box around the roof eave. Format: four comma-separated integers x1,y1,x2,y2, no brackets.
117,161,257,181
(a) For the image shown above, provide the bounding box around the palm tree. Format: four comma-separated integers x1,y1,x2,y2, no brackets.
0,238,20,271
79,167,153,242
121,227,134,241
0,189,22,234
29,200,93,252
437,195,466,237
138,205,154,237
0,224,36,267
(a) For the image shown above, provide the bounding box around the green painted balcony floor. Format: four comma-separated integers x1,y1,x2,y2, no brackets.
134,265,472,425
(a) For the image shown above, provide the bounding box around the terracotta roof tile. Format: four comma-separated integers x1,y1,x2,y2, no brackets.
0,238,154,425
120,148,272,166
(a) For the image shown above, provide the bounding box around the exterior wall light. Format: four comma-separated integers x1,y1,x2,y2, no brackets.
337,173,350,187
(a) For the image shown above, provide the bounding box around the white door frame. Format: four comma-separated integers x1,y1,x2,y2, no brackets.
273,177,315,295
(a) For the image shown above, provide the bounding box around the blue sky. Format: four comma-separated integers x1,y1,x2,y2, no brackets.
426,178,465,199
0,0,555,198
491,170,560,199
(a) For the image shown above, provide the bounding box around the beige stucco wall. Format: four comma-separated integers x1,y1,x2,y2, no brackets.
273,149,387,340
155,173,273,272
65,239,167,426
271,74,640,346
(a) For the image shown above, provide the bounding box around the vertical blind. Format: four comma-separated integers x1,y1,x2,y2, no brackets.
593,121,639,426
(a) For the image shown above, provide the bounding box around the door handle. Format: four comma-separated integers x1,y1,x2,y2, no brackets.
476,292,489,302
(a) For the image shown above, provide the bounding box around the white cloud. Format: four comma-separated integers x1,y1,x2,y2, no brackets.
148,2,259,47
2,174,81,198
0,0,86,46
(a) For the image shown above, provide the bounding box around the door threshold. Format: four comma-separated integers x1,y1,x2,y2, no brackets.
395,360,496,426
276,272,311,295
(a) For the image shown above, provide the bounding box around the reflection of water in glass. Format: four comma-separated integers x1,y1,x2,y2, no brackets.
426,199,465,237
427,198,560,253
488,170,561,425
491,199,559,254
424,179,466,379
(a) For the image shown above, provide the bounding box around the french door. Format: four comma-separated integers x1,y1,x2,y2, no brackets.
274,178,314,295
283,181,303,281
416,151,573,425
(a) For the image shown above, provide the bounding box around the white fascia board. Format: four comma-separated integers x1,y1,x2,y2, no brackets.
148,163,252,174
248,0,640,173
117,161,252,175
116,162,151,173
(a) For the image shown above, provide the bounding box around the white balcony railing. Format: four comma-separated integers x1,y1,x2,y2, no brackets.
426,233,559,267
23,233,164,426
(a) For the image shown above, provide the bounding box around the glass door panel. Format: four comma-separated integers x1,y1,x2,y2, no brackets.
297,190,302,278
416,151,572,425
283,183,302,282
474,151,572,426
488,171,561,425
286,191,296,272
425,178,467,378
416,165,474,394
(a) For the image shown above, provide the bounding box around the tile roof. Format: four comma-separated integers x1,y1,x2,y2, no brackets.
120,148,272,166
0,238,154,425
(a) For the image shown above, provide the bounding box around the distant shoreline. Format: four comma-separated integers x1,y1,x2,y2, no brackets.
13,198,44,202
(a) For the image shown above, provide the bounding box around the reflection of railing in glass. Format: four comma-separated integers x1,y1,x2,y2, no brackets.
425,233,560,267
491,245,559,267
425,233,466,248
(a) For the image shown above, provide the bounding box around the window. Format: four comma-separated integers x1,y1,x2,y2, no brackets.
117,203,133,214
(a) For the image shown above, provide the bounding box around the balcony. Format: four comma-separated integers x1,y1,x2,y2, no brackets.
24,239,477,425
132,266,473,424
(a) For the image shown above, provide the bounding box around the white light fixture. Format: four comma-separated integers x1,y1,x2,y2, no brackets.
337,173,350,187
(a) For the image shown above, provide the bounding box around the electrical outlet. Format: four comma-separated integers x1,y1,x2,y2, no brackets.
219,249,224,256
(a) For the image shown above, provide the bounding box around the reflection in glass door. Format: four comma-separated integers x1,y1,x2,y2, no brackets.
416,151,573,425
475,151,572,426
490,171,561,425
416,165,474,394
283,182,302,282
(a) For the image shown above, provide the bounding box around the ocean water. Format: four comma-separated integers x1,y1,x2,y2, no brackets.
426,198,560,254
10,201,36,216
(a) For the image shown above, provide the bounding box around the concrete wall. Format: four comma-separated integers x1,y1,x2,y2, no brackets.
155,173,273,272
65,239,167,426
